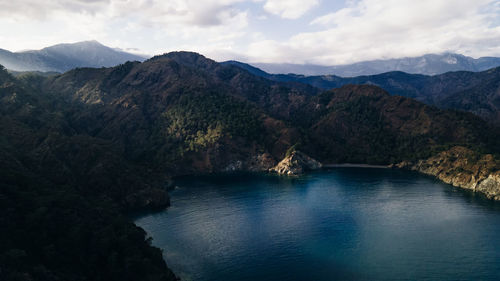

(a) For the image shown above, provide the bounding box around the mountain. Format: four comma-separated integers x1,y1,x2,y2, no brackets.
0,41,147,73
0,65,176,281
1,52,499,280
224,61,500,124
0,54,323,280
252,53,500,76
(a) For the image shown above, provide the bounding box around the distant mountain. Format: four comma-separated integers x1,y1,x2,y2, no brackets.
1,51,500,279
0,40,147,72
224,61,500,124
252,53,500,76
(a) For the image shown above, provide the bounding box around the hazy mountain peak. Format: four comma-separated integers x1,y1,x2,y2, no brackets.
50,40,103,47
252,53,500,76
0,41,148,73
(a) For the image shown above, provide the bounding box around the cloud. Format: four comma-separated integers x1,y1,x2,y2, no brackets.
0,0,250,54
263,0,319,19
0,0,499,64
0,0,247,27
246,0,500,64
0,0,109,20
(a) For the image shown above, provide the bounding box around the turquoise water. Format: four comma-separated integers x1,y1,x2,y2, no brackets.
134,168,500,280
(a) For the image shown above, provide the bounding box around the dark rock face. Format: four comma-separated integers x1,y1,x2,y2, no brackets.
270,151,322,176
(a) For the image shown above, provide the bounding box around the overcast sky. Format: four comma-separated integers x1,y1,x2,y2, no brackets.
0,0,499,65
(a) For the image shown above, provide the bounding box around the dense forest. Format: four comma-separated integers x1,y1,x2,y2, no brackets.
225,61,500,124
1,52,499,280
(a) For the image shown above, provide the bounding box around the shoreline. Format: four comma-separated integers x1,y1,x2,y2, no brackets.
322,163,389,169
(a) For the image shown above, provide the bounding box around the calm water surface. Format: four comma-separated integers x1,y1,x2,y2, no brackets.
134,168,500,281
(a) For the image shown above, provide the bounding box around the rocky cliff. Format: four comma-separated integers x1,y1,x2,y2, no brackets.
270,150,322,176
394,146,500,200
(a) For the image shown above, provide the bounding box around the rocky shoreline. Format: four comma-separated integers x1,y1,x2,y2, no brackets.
161,147,500,206
255,146,500,201
392,146,500,200
127,146,500,281
323,163,388,169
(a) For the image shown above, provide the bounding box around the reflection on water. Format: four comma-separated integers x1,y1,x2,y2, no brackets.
134,168,500,281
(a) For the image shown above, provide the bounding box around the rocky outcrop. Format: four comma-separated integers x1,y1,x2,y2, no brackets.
395,146,500,200
477,173,500,199
270,150,322,176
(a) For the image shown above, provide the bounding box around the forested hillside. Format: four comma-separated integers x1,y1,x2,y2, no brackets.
1,53,499,280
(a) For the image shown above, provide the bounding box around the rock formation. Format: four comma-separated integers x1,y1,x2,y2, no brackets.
395,146,500,200
270,150,322,176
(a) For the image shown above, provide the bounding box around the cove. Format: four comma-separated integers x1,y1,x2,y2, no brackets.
134,168,500,281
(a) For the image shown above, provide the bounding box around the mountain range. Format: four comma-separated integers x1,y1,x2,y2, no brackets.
253,53,500,76
224,61,500,124
0,41,146,73
2,41,500,78
1,49,499,280
3,41,498,124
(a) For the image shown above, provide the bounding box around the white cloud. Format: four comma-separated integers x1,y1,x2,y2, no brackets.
0,0,250,55
263,0,319,19
0,0,108,20
246,0,500,64
0,0,499,64
0,0,247,26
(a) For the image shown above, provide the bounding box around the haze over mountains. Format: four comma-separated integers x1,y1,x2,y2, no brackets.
2,40,498,125
253,53,500,76
0,41,146,73
3,41,500,78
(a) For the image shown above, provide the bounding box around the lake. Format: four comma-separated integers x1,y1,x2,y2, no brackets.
134,168,500,280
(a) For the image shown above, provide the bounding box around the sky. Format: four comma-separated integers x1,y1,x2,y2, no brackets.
0,0,499,65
